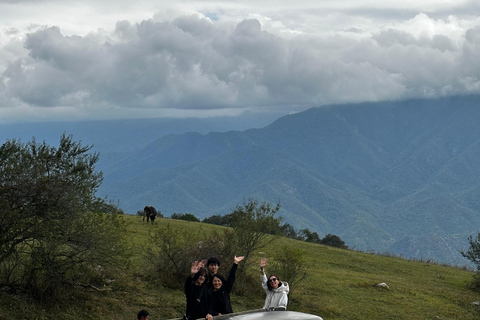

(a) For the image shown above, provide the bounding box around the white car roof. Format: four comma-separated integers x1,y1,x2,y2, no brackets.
214,310,323,320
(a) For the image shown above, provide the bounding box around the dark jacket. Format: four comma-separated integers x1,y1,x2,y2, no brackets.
210,263,238,315
184,276,212,320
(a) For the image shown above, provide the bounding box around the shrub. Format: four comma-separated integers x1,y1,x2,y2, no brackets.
0,134,128,300
225,199,282,267
319,234,348,249
170,213,200,222
461,233,480,291
270,245,308,299
202,214,232,226
144,223,225,288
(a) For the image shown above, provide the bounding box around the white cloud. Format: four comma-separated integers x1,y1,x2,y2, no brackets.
0,1,480,122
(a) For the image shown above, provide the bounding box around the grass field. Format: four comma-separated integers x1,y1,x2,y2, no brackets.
1,215,480,320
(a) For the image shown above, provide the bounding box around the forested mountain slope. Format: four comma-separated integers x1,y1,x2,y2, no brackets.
97,95,480,265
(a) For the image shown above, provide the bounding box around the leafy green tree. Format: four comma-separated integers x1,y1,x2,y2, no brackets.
299,228,321,243
319,234,348,249
225,199,282,268
202,214,232,226
461,233,480,290
270,246,308,299
145,223,225,288
95,199,125,215
0,134,127,299
170,212,200,222
280,223,298,239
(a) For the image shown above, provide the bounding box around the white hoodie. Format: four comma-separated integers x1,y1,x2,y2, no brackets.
261,273,289,310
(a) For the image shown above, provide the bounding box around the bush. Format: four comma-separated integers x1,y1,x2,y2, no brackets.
280,223,299,239
299,229,321,243
202,214,232,226
270,246,308,299
461,233,480,291
170,213,200,222
225,199,282,268
0,134,128,300
319,234,348,249
144,223,225,288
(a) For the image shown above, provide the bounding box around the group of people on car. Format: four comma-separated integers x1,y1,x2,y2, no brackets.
184,256,289,320
136,256,289,320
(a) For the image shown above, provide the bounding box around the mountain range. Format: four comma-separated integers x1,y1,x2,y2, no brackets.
3,95,480,266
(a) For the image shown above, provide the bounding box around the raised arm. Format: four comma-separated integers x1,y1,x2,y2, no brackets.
259,258,268,289
223,256,244,293
259,258,267,275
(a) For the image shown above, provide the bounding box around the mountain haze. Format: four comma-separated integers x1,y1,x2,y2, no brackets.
96,95,480,265
0,113,283,152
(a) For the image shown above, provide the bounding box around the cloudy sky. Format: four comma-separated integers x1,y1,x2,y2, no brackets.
1,0,479,123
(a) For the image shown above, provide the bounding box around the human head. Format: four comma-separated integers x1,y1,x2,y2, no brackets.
137,310,149,320
193,267,208,285
207,257,221,275
212,274,225,291
267,275,282,291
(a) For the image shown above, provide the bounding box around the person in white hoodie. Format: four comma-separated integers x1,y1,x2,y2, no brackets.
259,258,289,311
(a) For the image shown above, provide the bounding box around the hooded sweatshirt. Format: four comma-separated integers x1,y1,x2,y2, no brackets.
260,273,289,310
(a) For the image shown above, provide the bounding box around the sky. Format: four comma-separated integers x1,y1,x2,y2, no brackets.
0,0,480,123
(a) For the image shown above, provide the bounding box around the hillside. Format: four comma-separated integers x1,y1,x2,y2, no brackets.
96,95,480,266
1,216,479,320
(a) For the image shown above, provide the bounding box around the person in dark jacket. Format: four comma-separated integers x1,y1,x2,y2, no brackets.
206,255,244,289
184,260,213,320
205,257,221,288
210,255,244,315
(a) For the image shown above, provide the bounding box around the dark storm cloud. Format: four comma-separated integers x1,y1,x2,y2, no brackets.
0,9,480,121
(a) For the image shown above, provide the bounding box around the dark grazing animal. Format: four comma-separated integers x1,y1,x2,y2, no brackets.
143,205,157,223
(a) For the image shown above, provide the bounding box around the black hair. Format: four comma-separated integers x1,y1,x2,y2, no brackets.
212,274,226,288
207,257,221,266
266,275,283,291
137,310,149,319
192,267,208,283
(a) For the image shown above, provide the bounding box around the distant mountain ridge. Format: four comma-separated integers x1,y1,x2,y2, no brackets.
97,95,480,266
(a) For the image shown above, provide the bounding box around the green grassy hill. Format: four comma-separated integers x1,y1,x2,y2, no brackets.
2,215,479,320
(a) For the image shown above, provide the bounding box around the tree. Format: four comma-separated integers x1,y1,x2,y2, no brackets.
0,134,127,299
299,228,321,243
170,212,200,222
144,223,225,288
280,223,298,239
461,233,480,290
270,246,308,299
225,199,282,268
202,214,232,227
319,234,348,249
